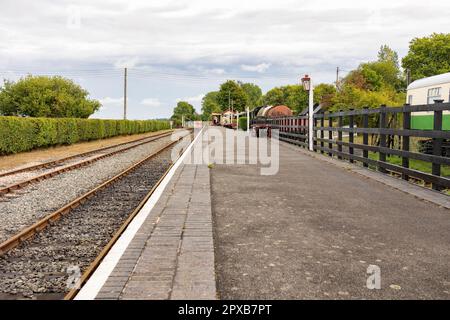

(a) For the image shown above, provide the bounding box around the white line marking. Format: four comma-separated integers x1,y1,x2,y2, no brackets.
75,128,204,300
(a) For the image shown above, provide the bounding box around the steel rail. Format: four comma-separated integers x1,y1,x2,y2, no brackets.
0,134,188,256
63,140,186,300
0,131,174,196
0,130,173,179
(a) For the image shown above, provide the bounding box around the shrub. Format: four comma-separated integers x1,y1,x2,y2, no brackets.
238,117,248,131
0,117,170,155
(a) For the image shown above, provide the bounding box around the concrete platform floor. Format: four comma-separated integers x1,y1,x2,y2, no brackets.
211,133,450,299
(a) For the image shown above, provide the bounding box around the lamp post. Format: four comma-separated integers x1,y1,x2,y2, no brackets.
301,74,314,151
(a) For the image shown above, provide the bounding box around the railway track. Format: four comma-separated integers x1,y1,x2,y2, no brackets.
0,132,192,299
0,130,173,196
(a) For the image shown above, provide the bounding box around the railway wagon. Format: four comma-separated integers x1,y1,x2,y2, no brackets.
250,105,293,137
407,72,450,130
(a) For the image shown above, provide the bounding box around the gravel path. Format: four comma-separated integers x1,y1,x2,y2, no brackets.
0,132,171,188
0,147,176,299
0,133,187,243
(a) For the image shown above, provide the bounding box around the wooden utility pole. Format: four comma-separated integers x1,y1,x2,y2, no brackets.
406,69,411,87
123,67,127,120
336,67,339,88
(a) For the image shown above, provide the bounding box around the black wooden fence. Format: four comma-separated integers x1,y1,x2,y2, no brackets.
251,102,450,191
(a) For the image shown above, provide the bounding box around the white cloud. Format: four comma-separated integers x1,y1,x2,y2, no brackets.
1,0,449,119
203,68,226,75
241,63,271,73
114,57,139,69
99,97,124,106
140,98,162,107
176,94,205,104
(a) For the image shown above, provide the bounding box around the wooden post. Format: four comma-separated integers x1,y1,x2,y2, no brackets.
432,108,443,190
402,104,411,180
338,110,343,160
313,116,318,151
349,109,354,163
123,67,127,120
362,107,369,168
320,115,325,154
328,112,333,157
379,105,387,173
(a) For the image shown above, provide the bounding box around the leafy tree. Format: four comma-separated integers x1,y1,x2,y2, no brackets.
263,85,311,113
314,83,336,110
171,101,197,122
331,45,405,112
263,87,285,106
239,82,262,109
283,85,308,113
0,75,101,118
201,91,221,120
216,80,247,112
378,45,399,68
402,33,450,81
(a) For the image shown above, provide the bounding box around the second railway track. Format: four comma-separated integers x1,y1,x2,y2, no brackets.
0,130,173,195
0,132,192,299
0,130,188,246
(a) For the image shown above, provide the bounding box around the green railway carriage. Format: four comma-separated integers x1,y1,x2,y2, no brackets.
407,72,450,130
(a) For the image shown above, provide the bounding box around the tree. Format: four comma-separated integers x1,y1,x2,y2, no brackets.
314,83,336,110
402,33,450,81
171,101,197,122
0,75,100,118
216,80,247,112
283,85,308,113
201,91,221,120
263,87,285,106
239,82,262,109
263,85,309,114
378,45,399,68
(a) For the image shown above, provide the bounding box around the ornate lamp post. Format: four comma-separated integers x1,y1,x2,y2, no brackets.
301,74,314,151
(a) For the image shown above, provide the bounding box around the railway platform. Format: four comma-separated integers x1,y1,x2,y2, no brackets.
77,126,449,300
76,130,216,300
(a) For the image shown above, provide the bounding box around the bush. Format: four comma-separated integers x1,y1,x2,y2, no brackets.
0,75,101,118
0,117,170,155
238,117,248,131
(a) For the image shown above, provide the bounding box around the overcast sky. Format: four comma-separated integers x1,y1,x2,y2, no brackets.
0,0,449,119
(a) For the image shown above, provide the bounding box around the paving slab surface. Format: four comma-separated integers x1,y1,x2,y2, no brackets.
95,151,216,299
210,129,450,299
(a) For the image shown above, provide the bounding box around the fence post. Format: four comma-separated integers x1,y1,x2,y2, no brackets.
432,101,443,191
328,112,333,157
402,104,410,181
349,109,354,163
379,105,387,173
362,107,369,168
320,115,325,154
313,116,318,152
338,110,343,160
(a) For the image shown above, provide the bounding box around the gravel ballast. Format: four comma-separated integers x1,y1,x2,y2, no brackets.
0,133,185,243
0,141,185,299
0,133,172,188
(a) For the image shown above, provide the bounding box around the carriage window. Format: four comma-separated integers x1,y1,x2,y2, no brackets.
427,87,441,104
408,95,413,105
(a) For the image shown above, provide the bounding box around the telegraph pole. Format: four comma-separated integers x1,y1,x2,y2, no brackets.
336,67,339,88
123,67,127,120
406,69,411,87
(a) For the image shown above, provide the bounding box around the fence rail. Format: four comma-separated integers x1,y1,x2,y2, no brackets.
251,102,450,191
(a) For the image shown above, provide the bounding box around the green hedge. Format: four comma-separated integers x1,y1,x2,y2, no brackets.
238,117,248,131
0,117,170,155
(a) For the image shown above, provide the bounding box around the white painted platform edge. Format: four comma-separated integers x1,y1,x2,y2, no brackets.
75,128,204,300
